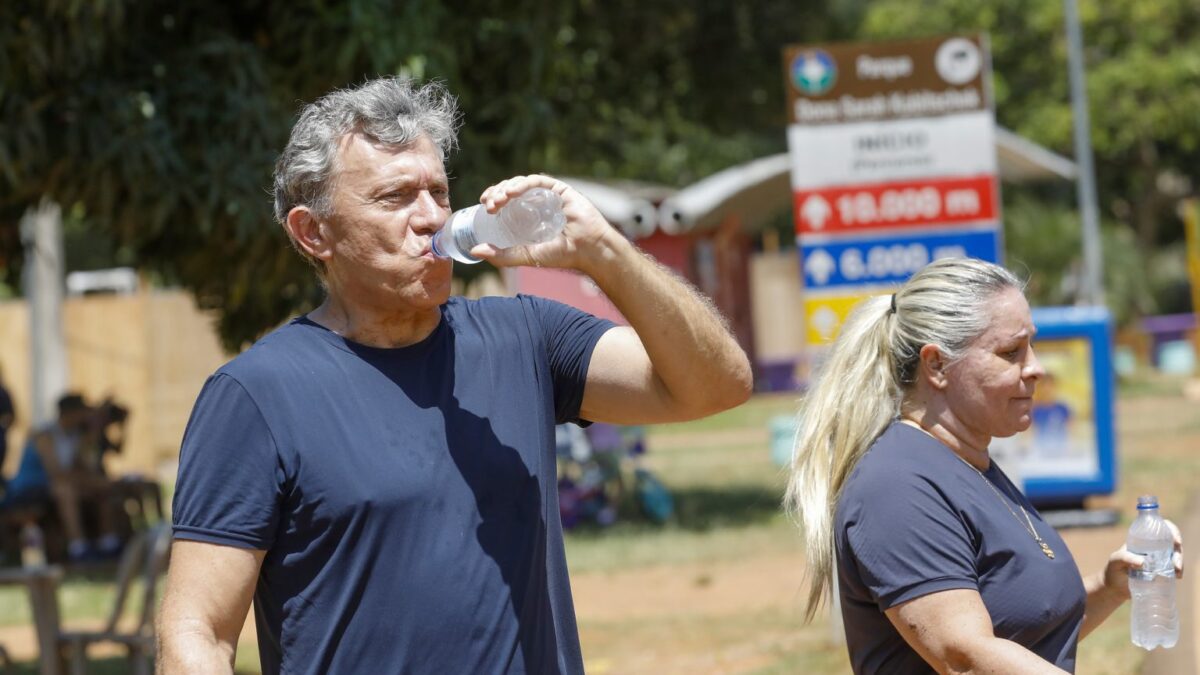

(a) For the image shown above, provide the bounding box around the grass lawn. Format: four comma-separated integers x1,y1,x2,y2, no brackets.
2,376,1196,673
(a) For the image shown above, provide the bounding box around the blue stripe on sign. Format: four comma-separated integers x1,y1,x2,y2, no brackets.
799,228,999,290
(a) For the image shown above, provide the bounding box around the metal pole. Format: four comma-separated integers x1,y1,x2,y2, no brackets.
1064,0,1105,306
1183,200,1200,361
20,198,68,426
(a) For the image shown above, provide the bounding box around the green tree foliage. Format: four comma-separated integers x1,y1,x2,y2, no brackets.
859,0,1200,313
1003,190,1161,325
8,1,1193,350
1,0,854,350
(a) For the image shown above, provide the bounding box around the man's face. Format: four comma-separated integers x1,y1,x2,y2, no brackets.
320,133,454,310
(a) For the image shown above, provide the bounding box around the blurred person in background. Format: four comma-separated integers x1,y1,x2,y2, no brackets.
785,257,1183,674
158,77,751,675
0,393,123,561
87,397,164,523
88,396,130,472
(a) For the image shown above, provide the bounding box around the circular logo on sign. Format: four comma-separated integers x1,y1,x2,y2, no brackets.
935,38,982,85
791,49,837,96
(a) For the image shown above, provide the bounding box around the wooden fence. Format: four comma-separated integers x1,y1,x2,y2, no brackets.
0,290,229,481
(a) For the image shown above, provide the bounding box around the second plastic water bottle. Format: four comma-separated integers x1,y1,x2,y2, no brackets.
1127,495,1178,650
432,187,566,264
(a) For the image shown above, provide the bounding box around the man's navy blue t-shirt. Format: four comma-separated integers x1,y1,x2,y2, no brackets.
835,423,1087,674
172,295,614,674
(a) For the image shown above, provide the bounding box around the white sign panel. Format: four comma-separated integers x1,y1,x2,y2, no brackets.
787,111,997,189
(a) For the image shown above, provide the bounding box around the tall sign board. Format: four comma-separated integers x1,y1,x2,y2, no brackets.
783,35,1002,345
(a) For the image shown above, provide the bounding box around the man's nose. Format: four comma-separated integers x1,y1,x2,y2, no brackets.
410,192,449,234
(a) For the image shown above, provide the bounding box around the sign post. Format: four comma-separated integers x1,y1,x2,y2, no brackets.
782,35,1119,507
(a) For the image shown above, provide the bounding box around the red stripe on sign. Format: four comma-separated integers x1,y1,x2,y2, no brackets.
793,175,998,235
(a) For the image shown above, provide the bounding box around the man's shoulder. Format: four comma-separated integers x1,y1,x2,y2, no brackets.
444,294,548,328
214,319,323,384
446,294,528,314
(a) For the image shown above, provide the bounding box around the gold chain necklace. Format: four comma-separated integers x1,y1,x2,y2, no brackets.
954,455,1055,560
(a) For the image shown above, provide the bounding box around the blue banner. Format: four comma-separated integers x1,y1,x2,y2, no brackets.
799,228,1000,290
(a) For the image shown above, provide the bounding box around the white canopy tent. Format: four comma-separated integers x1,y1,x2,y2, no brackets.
558,177,667,239
571,127,1077,237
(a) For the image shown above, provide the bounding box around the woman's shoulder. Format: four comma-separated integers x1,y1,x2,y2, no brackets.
851,422,941,475
840,423,959,505
836,423,973,541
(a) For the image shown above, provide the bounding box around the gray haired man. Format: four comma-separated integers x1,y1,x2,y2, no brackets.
158,77,751,674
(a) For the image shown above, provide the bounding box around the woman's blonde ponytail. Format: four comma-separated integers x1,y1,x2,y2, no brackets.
784,257,1022,620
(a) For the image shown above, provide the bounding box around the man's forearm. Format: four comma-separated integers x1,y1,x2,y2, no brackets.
158,623,237,675
579,230,752,416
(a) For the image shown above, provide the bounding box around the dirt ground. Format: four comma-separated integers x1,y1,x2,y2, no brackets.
565,525,1133,674
0,524,1137,670
565,392,1200,674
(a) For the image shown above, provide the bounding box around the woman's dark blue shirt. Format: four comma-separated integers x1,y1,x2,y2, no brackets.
835,422,1087,673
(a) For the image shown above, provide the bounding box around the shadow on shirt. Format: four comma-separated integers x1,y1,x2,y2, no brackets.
353,328,559,672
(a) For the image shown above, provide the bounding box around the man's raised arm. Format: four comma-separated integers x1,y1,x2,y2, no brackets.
473,175,753,424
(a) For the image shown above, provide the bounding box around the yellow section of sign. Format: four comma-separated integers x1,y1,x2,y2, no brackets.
803,290,887,345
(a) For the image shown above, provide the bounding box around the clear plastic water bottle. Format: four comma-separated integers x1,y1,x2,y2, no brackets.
432,187,566,264
1127,495,1178,650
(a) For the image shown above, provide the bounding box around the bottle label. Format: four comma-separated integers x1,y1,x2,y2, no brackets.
1128,546,1173,577
450,205,483,255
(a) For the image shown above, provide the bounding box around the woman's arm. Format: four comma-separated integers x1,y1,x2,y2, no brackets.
1079,568,1128,640
885,589,1068,675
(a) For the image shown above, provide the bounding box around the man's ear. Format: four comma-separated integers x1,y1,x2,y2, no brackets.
285,207,333,263
918,344,949,390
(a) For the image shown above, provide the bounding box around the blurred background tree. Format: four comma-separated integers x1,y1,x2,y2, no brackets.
0,0,855,349
2,0,1196,349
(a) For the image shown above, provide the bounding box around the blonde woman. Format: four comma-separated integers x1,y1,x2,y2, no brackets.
786,257,1183,674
